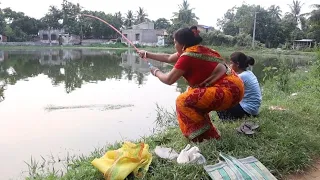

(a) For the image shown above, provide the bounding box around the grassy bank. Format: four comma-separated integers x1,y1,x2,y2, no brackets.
26,52,320,180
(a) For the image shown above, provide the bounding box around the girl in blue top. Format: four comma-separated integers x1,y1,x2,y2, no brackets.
217,52,262,120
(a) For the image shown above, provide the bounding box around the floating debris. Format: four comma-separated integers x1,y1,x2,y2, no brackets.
44,104,134,112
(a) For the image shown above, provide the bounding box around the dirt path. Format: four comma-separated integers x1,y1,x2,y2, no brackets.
286,160,320,180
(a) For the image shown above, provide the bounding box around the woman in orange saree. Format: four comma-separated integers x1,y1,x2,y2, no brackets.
138,27,244,142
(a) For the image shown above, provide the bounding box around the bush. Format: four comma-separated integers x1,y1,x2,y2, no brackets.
201,30,235,46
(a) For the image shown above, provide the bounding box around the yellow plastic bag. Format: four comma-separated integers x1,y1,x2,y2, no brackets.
91,142,152,180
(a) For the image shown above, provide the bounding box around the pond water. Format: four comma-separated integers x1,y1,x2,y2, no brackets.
0,49,312,179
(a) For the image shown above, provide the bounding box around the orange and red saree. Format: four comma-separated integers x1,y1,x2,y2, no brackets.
176,45,244,142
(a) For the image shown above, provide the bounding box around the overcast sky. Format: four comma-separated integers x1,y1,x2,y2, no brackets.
1,0,318,27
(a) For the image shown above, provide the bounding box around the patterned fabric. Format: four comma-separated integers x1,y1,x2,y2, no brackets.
176,45,244,141
91,142,152,180
204,153,278,180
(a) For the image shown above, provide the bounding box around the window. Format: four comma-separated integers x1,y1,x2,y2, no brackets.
52,55,58,61
43,34,48,40
44,55,49,61
51,34,57,40
135,34,140,41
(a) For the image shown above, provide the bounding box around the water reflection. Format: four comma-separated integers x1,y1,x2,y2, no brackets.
0,49,313,103
0,49,169,102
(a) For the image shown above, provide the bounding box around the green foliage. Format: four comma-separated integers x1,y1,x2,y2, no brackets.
201,31,253,48
308,4,320,42
172,0,198,25
312,51,320,77
216,1,320,49
154,18,171,29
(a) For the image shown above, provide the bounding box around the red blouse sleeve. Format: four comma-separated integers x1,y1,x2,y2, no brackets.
174,55,191,71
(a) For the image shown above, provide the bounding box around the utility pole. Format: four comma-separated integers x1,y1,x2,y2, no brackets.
252,12,257,49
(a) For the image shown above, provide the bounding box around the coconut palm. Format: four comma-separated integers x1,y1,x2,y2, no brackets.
268,5,282,20
288,0,304,23
124,10,134,28
135,7,148,24
172,0,198,25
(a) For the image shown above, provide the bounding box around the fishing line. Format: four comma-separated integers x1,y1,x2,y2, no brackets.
79,14,154,68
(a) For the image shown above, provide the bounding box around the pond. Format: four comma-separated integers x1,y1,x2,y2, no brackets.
0,48,312,179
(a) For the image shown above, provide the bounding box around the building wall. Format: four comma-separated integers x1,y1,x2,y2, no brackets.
39,29,65,44
122,29,165,45
59,34,81,45
122,29,143,44
141,30,159,43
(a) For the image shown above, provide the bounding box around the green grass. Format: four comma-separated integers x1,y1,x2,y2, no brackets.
26,53,320,180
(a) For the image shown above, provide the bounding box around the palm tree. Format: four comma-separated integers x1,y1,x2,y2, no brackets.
172,0,198,25
268,5,282,20
135,7,148,24
124,10,134,29
288,0,304,23
114,11,123,27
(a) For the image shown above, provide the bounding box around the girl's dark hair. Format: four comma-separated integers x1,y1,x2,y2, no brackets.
190,26,198,30
230,52,255,70
174,27,203,48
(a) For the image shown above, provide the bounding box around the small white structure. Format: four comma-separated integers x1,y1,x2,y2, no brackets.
0,34,7,42
293,39,316,49
0,51,4,62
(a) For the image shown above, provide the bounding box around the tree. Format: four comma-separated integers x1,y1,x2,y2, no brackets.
61,0,82,34
308,4,320,42
41,6,63,29
0,9,6,34
11,16,42,36
4,25,14,41
154,18,171,29
281,13,299,41
268,5,282,20
124,10,134,29
217,4,255,35
2,8,45,41
135,7,148,24
114,11,124,28
288,0,304,28
172,0,198,25
217,7,238,36
2,7,25,22
217,4,286,48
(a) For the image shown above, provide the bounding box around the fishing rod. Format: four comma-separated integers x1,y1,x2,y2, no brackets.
77,14,154,68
